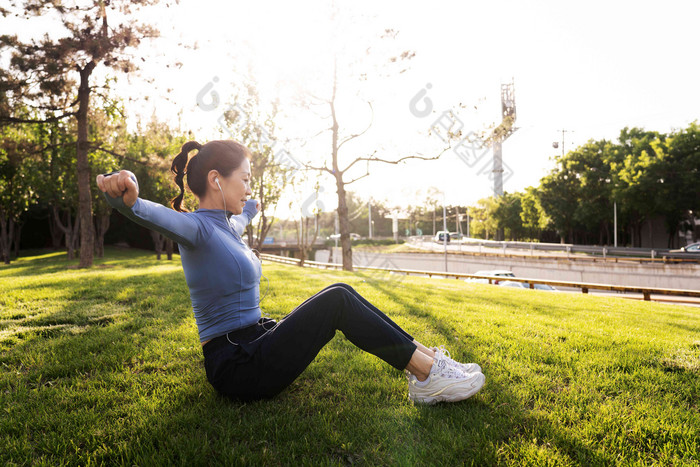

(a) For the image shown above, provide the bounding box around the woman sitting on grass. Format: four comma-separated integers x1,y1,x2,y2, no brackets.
96,139,485,404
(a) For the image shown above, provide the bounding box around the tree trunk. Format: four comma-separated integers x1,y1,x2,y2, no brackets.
0,210,12,264
297,218,306,267
603,222,610,246
13,222,22,259
65,219,75,260
52,207,75,260
77,62,97,268
165,238,174,260
71,215,81,257
48,208,63,249
48,137,62,250
335,174,353,271
253,172,270,252
329,62,353,272
635,222,642,248
151,230,165,260
94,212,110,258
309,215,319,262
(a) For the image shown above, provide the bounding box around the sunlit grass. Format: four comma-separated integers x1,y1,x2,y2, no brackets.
1,248,698,465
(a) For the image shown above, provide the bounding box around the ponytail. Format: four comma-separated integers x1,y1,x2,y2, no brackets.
170,141,202,212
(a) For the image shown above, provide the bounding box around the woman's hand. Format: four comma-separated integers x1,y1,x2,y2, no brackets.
96,170,139,208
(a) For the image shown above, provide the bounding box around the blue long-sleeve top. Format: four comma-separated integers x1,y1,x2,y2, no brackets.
104,192,262,342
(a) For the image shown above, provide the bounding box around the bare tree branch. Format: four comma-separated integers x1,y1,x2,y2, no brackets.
304,163,333,175
341,150,376,174
296,126,333,148
90,145,152,166
306,92,330,104
337,102,374,152
345,172,371,185
343,145,451,173
0,112,77,124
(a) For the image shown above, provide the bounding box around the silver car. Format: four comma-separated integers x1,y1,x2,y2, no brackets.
467,270,515,284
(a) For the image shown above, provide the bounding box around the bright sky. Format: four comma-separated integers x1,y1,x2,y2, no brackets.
7,0,700,216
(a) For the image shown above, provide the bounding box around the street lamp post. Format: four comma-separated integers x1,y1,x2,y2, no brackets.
614,201,618,248
605,178,619,248
443,202,448,272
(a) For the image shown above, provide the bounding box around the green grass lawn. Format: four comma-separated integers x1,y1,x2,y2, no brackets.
1,248,698,466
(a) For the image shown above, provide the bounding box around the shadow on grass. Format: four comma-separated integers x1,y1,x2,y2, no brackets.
2,267,192,378
0,248,177,278
1,253,211,464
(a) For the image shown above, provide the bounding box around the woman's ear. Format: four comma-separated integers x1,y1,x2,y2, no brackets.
207,170,220,190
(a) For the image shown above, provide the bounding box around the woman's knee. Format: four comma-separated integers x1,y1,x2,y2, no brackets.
294,286,351,319
319,285,352,304
327,282,356,294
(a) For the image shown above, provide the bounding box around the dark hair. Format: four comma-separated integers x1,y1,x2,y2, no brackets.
170,140,251,212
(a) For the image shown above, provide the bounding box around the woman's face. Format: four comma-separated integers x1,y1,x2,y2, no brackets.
219,158,252,214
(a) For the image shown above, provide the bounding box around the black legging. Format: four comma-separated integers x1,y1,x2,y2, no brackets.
203,283,417,400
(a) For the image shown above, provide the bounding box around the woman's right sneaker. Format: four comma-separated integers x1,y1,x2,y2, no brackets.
408,358,485,404
433,345,482,374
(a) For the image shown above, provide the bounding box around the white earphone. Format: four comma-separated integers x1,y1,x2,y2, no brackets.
215,177,222,190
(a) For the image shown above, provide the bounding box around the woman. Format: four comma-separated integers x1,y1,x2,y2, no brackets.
96,140,485,404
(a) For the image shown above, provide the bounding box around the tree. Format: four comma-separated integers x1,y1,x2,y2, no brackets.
0,124,40,263
220,87,291,252
2,0,163,267
305,56,448,271
110,114,186,259
654,122,700,246
493,192,525,241
565,140,616,244
40,120,82,258
425,187,442,236
520,186,551,242
611,128,665,247
288,175,323,266
538,151,586,244
88,98,128,258
468,197,498,240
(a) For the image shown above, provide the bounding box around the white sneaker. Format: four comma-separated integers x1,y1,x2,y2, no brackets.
408,358,485,404
433,345,482,374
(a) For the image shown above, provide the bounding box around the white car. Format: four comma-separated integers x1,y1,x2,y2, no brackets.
670,242,700,253
499,280,557,291
467,270,515,284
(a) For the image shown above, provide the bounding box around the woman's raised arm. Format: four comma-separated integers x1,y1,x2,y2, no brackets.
229,199,260,236
96,170,200,249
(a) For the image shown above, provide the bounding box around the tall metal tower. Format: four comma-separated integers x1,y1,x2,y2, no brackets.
491,80,517,197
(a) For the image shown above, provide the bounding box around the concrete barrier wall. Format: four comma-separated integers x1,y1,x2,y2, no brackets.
319,248,700,290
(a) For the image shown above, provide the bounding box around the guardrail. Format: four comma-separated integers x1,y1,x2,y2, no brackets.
260,253,700,303
408,237,700,264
